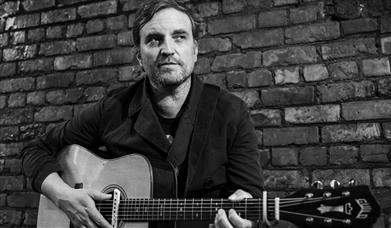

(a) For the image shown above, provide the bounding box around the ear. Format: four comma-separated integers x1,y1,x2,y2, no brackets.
193,40,198,62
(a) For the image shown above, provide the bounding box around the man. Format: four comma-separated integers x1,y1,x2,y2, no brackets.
21,0,265,227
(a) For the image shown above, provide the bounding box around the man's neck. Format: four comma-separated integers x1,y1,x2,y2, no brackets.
149,77,191,119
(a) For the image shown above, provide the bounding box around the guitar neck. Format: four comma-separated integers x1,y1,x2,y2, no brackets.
97,198,272,221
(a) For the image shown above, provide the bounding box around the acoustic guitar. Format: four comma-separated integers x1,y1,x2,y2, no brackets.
37,145,381,228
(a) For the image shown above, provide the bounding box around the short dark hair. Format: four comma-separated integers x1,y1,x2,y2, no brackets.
133,0,199,47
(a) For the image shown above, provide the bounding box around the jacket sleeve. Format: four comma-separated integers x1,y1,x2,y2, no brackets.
226,101,263,198
20,101,104,193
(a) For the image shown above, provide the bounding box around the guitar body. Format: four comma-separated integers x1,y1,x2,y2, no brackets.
37,145,153,228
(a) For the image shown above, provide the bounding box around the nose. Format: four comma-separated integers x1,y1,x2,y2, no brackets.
159,39,175,57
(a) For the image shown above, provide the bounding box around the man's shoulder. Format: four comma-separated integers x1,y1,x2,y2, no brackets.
202,82,245,107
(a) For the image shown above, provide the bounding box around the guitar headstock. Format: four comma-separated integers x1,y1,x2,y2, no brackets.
279,185,380,228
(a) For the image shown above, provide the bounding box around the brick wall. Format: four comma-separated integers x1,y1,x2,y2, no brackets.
0,0,390,227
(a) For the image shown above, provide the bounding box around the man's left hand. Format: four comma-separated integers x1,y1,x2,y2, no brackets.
214,189,255,228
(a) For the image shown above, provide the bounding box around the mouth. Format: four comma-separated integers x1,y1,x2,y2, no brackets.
158,62,178,67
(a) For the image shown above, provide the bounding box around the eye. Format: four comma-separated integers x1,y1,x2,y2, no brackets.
148,38,160,47
173,34,187,42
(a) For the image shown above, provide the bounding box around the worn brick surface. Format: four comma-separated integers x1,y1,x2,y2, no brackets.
0,176,23,191
194,57,211,75
194,2,219,17
3,45,36,61
10,31,25,45
360,144,391,163
251,109,281,127
23,0,55,11
34,106,73,122
289,3,323,24
285,104,340,124
263,46,318,66
208,15,256,35
381,14,391,33
76,68,117,85
46,25,63,39
0,63,16,78
383,122,391,140
303,64,328,82
78,0,117,18
106,15,127,31
0,209,22,226
300,146,327,166
117,31,134,46
231,90,260,108
200,73,226,88
39,41,76,56
0,143,24,157
46,88,83,105
77,35,116,52
342,18,378,35
373,168,391,187
41,8,76,24
212,51,262,72
8,93,25,108
321,123,381,143
19,58,53,73
362,58,391,76
93,48,136,66
86,19,104,34
263,170,306,188
261,86,315,106
312,169,370,185
0,77,35,93
342,100,391,120
321,38,377,60
328,61,358,80
248,69,273,87
232,29,283,49
54,54,92,70
381,36,391,54
274,66,299,84
226,71,247,88
272,147,298,166
7,192,39,208
27,28,44,42
0,34,8,47
285,22,340,44
0,1,19,16
0,108,33,125
258,10,288,28
6,14,40,30
330,145,359,165
274,0,298,6
23,209,38,226
263,126,318,146
37,72,74,89
318,81,375,103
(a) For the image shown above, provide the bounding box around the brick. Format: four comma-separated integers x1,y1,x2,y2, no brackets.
374,190,391,215
318,81,375,103
226,71,247,88
194,57,211,75
27,28,44,42
10,31,25,45
0,33,7,47
0,63,16,78
231,90,260,108
84,87,106,102
222,0,245,13
128,14,135,28
285,22,340,44
274,66,299,84
0,96,5,109
0,176,23,191
76,68,117,85
342,100,391,120
0,1,19,16
19,58,53,73
194,2,219,17
232,29,283,49
23,0,55,11
0,108,33,125
4,159,21,174
46,25,63,39
321,38,377,60
289,3,324,24
23,209,38,226
362,58,391,76
8,93,25,108
94,48,136,67
360,144,391,163
208,15,256,35
5,14,39,30
312,169,370,185
27,91,45,105
274,0,298,6
0,77,35,93
263,170,306,188
330,145,359,165
7,192,39,208
66,23,84,38
263,126,318,146
34,106,73,122
381,36,391,54
0,209,22,225
342,18,378,35
118,66,143,82
303,64,328,82
105,15,127,31
381,14,391,33
373,168,391,187
19,123,45,141
0,143,24,157
117,31,133,46
258,10,288,28
251,109,281,127
258,148,269,167
0,194,5,206
39,41,76,56
200,73,226,88
0,126,18,142
378,78,391,96
211,51,262,72
78,0,117,18
248,69,273,87
199,38,232,54
46,88,83,105
261,86,315,106
328,61,358,80
3,45,36,61
285,104,340,124
263,46,317,66
37,72,74,89
321,123,381,143
120,0,143,11
54,54,92,70
383,122,391,139
272,147,298,166
86,19,104,34
77,35,116,51
300,146,327,166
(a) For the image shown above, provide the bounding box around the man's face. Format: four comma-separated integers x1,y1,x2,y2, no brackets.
139,8,198,89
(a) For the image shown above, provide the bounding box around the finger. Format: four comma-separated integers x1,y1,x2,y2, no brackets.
215,209,233,228
86,206,112,228
228,189,253,201
87,189,112,201
228,209,254,228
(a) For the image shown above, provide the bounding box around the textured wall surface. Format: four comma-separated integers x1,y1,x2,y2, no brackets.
0,0,390,227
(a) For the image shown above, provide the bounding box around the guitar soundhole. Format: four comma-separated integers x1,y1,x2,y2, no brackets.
97,185,127,228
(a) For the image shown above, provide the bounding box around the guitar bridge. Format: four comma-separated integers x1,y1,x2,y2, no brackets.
112,189,120,228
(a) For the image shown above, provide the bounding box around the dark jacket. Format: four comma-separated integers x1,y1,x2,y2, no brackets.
21,76,263,226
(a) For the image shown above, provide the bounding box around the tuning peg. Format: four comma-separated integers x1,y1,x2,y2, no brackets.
348,179,357,186
330,180,340,189
312,180,323,189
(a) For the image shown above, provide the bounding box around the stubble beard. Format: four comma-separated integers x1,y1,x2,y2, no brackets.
149,66,192,90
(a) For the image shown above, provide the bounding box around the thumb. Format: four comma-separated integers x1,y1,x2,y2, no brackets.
88,189,112,201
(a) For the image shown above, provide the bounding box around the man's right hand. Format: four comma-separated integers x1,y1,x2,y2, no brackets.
41,173,112,228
